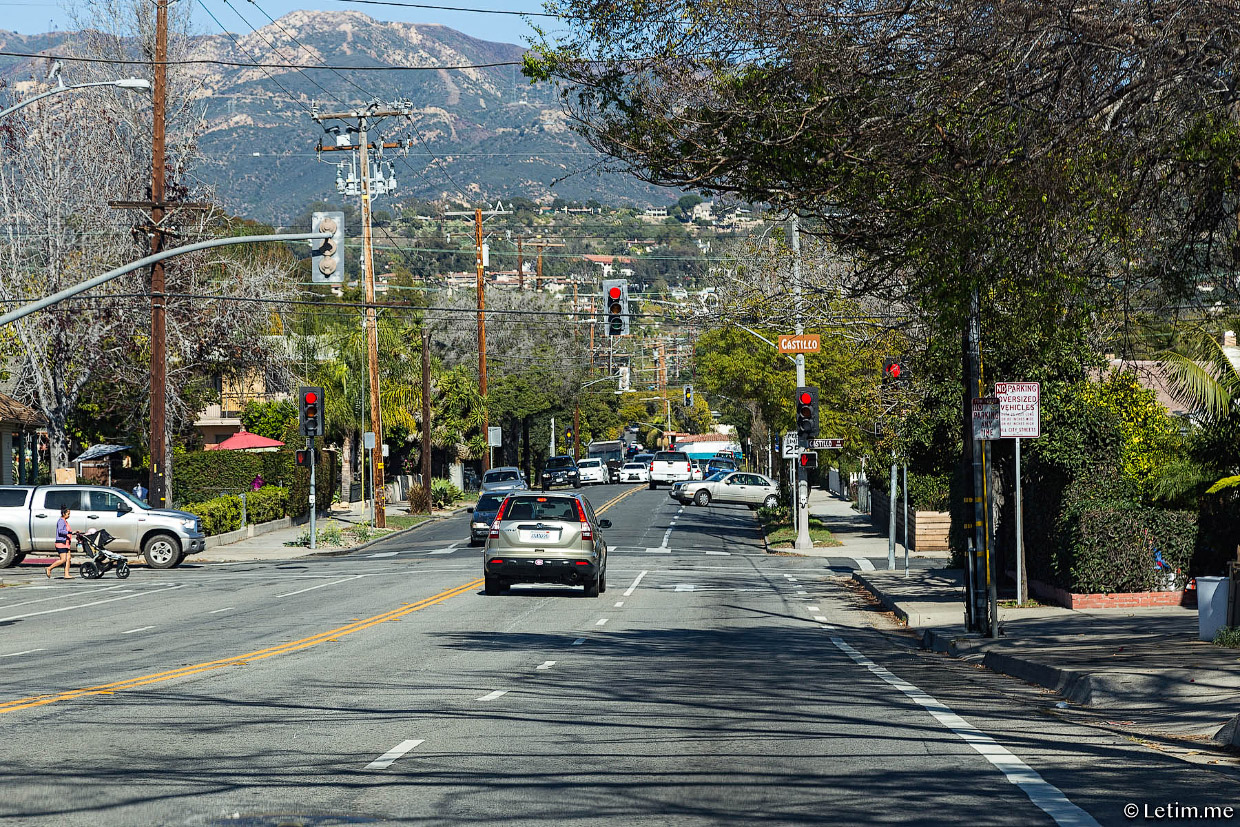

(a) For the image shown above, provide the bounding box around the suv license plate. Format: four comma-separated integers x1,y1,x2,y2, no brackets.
527,530,552,541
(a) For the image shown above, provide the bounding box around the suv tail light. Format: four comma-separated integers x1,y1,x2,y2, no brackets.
490,496,511,539
574,498,593,541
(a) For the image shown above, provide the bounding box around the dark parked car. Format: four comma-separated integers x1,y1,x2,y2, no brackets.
539,455,580,491
467,492,508,546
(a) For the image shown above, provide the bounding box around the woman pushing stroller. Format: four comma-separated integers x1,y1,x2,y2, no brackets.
46,505,74,580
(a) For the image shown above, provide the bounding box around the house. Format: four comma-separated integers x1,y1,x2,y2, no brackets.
691,201,715,223
0,391,46,485
582,255,635,280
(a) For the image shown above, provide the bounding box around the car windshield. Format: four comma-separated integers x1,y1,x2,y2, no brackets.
705,471,730,482
546,457,575,469
502,496,579,522
116,489,152,510
476,494,505,512
623,463,643,470
484,470,518,482
578,460,599,468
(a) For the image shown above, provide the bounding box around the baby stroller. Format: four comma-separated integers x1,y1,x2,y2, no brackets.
76,529,130,579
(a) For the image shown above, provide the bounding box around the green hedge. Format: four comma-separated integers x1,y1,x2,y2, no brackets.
1044,476,1197,592
184,496,243,537
245,486,288,524
431,479,463,509
172,448,337,517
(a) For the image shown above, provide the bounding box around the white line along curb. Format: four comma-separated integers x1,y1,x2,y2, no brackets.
830,637,1099,827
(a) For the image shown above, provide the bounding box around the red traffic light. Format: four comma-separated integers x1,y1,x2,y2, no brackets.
798,391,813,405
885,363,901,379
608,286,622,300
304,391,318,404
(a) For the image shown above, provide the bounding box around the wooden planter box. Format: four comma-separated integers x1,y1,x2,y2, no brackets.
868,490,951,551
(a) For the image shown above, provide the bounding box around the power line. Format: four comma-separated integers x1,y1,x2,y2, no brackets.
0,48,523,71
329,0,558,16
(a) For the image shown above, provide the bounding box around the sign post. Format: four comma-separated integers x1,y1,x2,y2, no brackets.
996,382,1041,605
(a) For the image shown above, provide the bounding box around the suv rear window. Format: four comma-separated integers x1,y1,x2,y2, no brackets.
0,489,29,507
502,495,579,522
476,493,506,511
654,452,689,462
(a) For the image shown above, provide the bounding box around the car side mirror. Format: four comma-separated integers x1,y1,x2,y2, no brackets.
598,519,612,529
466,506,474,513
117,502,132,515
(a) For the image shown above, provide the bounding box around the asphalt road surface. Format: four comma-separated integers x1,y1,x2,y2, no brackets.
0,484,1236,825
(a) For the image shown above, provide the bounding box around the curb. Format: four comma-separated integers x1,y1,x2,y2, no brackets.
304,506,469,558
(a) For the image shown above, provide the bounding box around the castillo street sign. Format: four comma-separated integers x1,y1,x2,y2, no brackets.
810,438,844,449
778,334,821,354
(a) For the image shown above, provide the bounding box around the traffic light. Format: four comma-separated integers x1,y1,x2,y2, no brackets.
565,428,574,443
311,211,345,284
882,357,904,385
602,279,630,336
299,386,325,437
683,384,693,407
794,386,819,439
295,449,309,467
799,452,818,469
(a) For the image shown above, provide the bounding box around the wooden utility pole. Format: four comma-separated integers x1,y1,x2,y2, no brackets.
573,402,581,461
517,237,524,290
312,104,413,528
421,327,432,514
475,208,489,473
148,0,168,508
532,240,565,290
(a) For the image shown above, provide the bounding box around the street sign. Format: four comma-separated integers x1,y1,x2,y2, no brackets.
810,438,844,449
781,431,801,459
488,426,502,447
995,382,1041,438
971,397,1001,441
363,431,376,449
778,334,821,354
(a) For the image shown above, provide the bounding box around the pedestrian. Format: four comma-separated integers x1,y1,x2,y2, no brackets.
132,482,147,502
46,505,74,580
251,474,264,491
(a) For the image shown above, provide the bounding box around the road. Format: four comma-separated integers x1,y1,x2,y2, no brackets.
0,483,1235,825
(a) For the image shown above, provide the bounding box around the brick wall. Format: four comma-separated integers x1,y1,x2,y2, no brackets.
1028,578,1197,609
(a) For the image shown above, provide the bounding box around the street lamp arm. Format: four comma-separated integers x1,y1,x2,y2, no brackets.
732,324,799,366
0,232,330,327
0,78,151,120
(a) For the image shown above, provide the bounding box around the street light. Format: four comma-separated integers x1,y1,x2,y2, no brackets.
0,77,151,120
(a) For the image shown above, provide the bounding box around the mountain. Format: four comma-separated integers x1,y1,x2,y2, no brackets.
4,14,672,222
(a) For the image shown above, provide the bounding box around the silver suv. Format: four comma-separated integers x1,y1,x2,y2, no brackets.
482,492,611,597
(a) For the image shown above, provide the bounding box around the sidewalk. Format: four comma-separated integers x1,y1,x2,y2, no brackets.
854,567,1240,747
194,502,463,563
792,487,952,563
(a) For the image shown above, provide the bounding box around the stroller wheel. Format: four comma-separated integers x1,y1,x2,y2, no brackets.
116,561,130,579
79,561,99,579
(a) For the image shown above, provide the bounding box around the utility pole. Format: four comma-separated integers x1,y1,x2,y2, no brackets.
792,217,813,551
148,0,168,508
312,102,414,529
517,237,524,290
965,287,996,635
573,402,581,461
475,208,489,474
532,240,564,290
421,327,432,513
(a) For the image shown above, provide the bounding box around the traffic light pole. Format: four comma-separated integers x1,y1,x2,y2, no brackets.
792,218,813,551
308,436,317,551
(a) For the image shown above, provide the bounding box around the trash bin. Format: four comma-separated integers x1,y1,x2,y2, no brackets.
1198,576,1230,641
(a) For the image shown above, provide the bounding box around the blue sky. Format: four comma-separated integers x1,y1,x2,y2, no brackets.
0,0,549,47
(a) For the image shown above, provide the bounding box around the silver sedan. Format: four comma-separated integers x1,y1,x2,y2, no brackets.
676,471,780,509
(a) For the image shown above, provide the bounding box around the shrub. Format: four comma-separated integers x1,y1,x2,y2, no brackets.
171,447,337,518
183,495,243,536
906,472,951,512
1051,476,1197,592
430,478,463,509
240,399,297,441
1214,627,1240,648
408,485,431,514
244,486,287,524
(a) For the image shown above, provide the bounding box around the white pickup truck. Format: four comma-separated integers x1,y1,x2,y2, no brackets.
0,485,206,569
648,450,693,489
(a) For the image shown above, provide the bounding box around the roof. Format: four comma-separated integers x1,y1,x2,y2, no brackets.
1093,360,1190,416
73,444,132,463
581,255,634,264
0,392,45,427
205,430,285,451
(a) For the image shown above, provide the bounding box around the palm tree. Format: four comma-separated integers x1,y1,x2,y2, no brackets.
1160,323,1240,420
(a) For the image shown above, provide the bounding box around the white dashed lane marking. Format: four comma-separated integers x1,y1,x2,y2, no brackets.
476,690,508,701
365,739,424,771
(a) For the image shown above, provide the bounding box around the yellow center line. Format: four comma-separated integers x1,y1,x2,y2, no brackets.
3,484,646,715
0,578,482,715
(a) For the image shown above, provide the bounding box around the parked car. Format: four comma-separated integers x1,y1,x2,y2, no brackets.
539,455,580,491
0,484,205,569
575,458,609,485
481,491,611,596
479,467,528,494
706,457,738,475
467,492,508,546
648,450,693,489
620,462,649,483
674,471,781,509
690,460,705,481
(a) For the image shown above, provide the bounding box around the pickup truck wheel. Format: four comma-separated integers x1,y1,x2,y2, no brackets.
0,534,20,568
142,534,181,569
694,490,711,507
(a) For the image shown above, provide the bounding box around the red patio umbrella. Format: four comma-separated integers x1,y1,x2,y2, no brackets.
207,430,285,451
